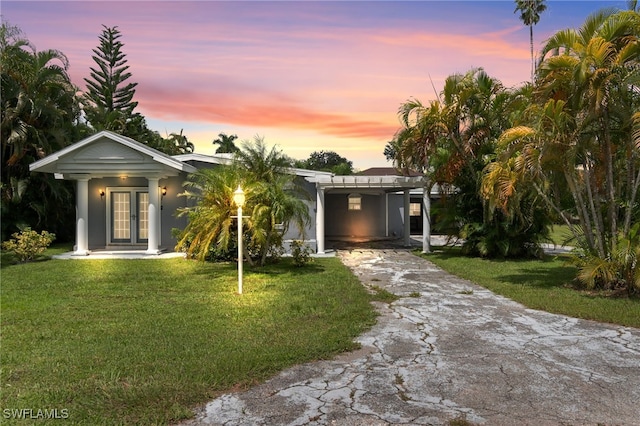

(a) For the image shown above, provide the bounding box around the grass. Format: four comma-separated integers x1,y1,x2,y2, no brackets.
421,247,640,328
0,253,377,425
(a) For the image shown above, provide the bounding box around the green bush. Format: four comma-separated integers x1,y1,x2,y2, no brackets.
290,239,313,267
570,224,640,295
1,228,55,262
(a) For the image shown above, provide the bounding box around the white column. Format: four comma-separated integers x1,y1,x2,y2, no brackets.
403,189,411,247
385,193,389,237
316,185,325,254
146,177,160,254
422,185,431,254
74,177,90,256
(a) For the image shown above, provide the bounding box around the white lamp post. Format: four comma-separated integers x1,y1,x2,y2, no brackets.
233,186,246,294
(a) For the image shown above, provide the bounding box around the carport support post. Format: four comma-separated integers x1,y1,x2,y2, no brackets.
403,189,411,247
422,185,431,254
74,176,90,255
316,185,325,254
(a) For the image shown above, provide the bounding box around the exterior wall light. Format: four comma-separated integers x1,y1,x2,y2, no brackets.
99,189,105,199
161,186,167,198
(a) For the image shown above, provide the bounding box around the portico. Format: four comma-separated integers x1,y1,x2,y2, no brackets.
29,131,195,255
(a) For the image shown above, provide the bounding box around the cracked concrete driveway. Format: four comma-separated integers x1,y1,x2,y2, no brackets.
183,248,640,425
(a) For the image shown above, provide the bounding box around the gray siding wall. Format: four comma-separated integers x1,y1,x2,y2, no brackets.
86,175,189,250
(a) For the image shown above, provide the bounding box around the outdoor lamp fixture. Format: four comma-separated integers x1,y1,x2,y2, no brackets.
161,186,167,198
233,186,246,295
99,189,105,199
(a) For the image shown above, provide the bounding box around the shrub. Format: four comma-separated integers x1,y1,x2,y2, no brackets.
2,228,56,262
290,240,313,267
570,224,640,295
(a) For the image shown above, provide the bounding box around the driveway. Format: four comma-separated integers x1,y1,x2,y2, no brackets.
183,248,640,425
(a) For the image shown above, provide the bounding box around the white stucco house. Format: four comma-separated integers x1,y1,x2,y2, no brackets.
29,131,434,256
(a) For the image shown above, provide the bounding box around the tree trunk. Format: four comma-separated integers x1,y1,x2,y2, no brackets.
582,160,606,257
624,166,640,234
530,24,535,83
602,111,618,249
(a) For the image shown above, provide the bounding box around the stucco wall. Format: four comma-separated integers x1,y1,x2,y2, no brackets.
322,192,413,239
325,192,385,238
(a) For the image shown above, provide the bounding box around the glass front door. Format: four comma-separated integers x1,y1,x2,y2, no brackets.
110,189,149,244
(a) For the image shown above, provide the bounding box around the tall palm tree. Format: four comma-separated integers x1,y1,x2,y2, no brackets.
538,8,640,247
514,0,547,83
488,9,640,290
212,132,239,154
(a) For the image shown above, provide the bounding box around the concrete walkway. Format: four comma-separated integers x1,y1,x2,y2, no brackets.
182,248,640,425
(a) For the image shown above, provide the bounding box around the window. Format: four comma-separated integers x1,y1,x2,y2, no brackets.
410,202,421,216
348,193,361,211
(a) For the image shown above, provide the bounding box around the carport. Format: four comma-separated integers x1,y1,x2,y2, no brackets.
306,174,432,254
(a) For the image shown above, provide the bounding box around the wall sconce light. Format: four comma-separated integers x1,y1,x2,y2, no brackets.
161,186,167,198
99,189,105,199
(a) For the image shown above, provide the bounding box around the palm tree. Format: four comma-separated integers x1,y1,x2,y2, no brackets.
236,137,309,265
212,132,239,154
514,0,547,83
1,21,79,240
538,8,640,248
488,9,640,291
175,166,243,261
176,137,310,266
161,129,194,155
391,68,549,257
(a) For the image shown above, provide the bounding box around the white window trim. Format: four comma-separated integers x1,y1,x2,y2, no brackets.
348,193,362,211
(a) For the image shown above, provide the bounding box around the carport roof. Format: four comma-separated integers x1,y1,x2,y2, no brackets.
306,174,425,192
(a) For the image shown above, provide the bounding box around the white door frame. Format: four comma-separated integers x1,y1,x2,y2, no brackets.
105,187,159,247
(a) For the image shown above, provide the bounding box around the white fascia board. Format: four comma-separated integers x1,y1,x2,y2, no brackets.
288,167,333,178
173,153,234,166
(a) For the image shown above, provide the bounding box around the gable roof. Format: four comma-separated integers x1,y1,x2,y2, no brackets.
30,130,196,176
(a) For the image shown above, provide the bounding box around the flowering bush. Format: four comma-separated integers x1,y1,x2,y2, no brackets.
2,228,56,262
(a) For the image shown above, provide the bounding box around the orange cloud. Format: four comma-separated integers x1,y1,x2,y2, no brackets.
138,86,397,140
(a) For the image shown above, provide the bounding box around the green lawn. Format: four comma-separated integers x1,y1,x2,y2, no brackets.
0,255,378,425
422,247,640,328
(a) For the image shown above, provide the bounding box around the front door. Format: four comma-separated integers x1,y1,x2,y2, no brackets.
108,188,149,245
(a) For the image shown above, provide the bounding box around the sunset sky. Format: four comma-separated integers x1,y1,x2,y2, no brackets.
3,1,626,169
